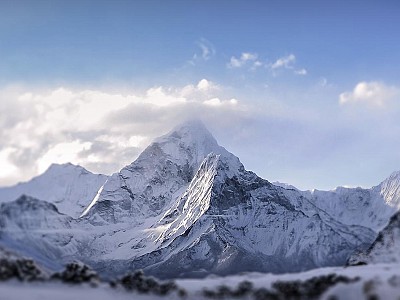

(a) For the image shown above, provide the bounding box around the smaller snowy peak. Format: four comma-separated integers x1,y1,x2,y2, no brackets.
306,173,400,233
0,195,77,269
44,162,91,175
377,170,400,208
0,195,60,215
2,194,68,212
0,195,74,231
0,163,108,218
309,186,394,231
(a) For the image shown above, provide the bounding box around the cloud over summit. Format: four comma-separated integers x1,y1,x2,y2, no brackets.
0,80,246,186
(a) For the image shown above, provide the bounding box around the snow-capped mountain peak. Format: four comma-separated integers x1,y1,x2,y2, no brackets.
0,163,108,218
156,119,218,151
45,162,90,174
86,120,237,224
134,119,224,172
377,171,400,208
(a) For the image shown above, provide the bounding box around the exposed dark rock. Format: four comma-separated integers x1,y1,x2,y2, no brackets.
271,274,359,299
0,258,46,281
51,261,99,285
203,274,359,299
111,269,186,296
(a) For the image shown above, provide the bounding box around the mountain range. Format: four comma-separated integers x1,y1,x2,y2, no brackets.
0,120,399,278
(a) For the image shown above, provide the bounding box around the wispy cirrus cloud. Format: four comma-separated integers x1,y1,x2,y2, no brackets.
189,38,216,65
269,54,307,76
227,52,307,75
227,52,261,69
270,54,296,69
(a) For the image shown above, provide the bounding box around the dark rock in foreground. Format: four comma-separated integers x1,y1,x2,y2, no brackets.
203,274,360,300
51,261,99,285
111,269,186,297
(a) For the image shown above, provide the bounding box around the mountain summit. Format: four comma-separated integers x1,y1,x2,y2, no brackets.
85,120,239,224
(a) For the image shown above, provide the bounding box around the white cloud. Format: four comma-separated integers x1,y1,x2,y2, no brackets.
228,52,258,68
203,98,238,107
339,81,399,107
228,57,242,68
271,54,296,69
0,80,248,186
295,68,307,76
37,141,92,174
0,148,19,183
241,53,258,61
180,79,220,97
197,78,219,92
145,87,187,106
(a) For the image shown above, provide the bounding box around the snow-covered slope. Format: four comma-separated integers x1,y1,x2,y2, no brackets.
0,163,108,218
2,263,400,300
0,195,79,270
349,210,400,265
308,173,400,232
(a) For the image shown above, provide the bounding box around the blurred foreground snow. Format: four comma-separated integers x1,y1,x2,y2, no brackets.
1,263,400,299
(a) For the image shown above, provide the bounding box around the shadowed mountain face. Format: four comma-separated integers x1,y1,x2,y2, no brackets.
0,121,398,278
349,210,400,266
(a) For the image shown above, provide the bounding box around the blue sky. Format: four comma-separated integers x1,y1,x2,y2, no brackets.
1,0,400,190
2,0,399,86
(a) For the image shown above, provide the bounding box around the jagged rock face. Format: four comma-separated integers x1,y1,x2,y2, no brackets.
349,211,400,265
0,163,107,218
